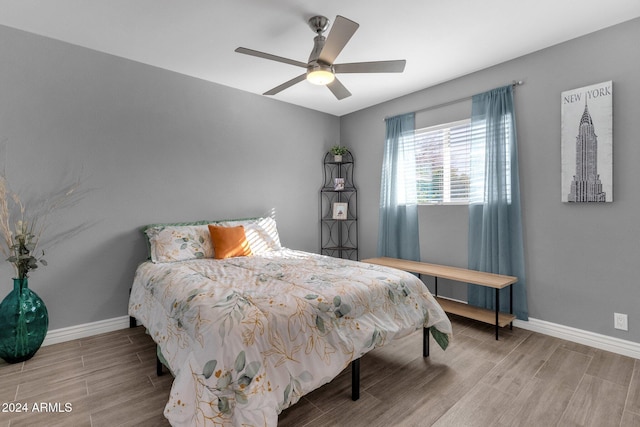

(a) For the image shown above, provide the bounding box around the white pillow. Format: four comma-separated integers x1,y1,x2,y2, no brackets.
220,217,282,254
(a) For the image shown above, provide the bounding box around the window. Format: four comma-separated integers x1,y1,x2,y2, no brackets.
414,119,472,205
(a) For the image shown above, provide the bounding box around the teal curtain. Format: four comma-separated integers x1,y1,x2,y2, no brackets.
377,113,420,260
467,85,528,320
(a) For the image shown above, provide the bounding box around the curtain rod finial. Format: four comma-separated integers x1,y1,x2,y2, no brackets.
512,80,524,86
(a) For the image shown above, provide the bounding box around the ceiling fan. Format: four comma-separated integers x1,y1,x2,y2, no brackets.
235,15,406,100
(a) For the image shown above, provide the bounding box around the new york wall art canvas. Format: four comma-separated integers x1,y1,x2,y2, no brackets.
561,81,613,203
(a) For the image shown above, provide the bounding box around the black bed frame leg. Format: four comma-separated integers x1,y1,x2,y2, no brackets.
351,359,360,401
157,355,164,376
130,290,161,375
128,288,137,328
350,329,428,402
423,327,430,357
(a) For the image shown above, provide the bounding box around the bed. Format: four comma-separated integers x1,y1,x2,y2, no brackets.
128,216,452,426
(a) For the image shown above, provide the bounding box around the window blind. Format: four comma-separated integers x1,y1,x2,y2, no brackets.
413,119,472,205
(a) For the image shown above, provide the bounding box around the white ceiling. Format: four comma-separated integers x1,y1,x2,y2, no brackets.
1,1,639,117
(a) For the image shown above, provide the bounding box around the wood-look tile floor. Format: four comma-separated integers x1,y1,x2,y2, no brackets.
1,316,638,426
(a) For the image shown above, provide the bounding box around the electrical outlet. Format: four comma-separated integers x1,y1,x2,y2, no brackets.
614,313,628,331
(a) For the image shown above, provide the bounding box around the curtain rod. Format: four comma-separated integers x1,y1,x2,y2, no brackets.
384,80,524,121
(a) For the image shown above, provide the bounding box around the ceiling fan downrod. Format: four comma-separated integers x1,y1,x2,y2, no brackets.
308,16,329,64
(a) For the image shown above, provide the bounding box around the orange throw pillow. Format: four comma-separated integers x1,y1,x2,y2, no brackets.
208,225,253,259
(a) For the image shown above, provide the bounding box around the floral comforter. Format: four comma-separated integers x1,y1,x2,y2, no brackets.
129,249,452,426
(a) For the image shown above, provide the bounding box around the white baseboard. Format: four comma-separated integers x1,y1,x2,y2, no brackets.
41,314,640,360
513,317,640,360
42,315,131,347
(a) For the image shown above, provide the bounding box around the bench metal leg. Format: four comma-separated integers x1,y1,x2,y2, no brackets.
423,327,430,357
351,359,360,401
495,289,500,340
510,285,514,330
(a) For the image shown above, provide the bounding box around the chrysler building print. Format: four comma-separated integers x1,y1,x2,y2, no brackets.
567,102,606,202
561,81,613,203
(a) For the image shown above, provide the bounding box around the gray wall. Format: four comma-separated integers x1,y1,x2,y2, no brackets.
341,18,640,343
0,25,339,330
2,18,638,345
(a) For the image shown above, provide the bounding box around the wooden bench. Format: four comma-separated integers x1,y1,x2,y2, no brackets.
362,257,517,340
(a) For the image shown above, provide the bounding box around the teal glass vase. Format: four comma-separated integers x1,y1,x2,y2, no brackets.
0,278,49,363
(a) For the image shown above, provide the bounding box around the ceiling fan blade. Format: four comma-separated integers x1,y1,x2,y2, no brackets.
334,60,406,74
263,73,307,96
235,47,307,68
319,15,359,65
327,77,352,100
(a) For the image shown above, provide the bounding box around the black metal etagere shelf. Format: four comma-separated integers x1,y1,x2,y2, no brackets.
320,150,358,260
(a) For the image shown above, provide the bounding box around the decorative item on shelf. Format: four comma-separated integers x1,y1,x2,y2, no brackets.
0,166,85,363
330,145,348,162
332,202,348,220
334,178,345,191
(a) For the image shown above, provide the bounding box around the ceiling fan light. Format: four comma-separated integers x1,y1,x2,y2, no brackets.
307,68,335,85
